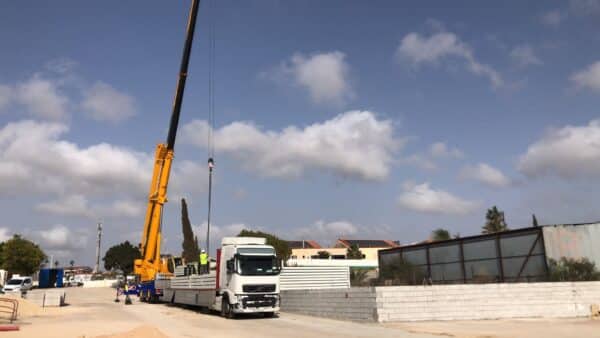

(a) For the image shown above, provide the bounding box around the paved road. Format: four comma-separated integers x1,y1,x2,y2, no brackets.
9,287,437,338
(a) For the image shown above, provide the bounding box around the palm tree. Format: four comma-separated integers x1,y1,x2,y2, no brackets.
482,206,509,234
70,260,75,268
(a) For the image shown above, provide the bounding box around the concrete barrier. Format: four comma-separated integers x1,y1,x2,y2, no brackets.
82,279,118,288
281,287,377,322
281,281,600,322
26,290,66,307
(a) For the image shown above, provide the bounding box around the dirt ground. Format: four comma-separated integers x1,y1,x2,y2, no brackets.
1,287,598,338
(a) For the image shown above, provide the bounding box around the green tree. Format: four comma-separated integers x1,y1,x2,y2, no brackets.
237,230,291,264
69,260,75,268
431,228,451,241
317,250,330,259
532,214,539,227
0,235,46,276
103,241,141,274
346,244,364,259
482,206,509,234
181,198,200,263
548,257,600,281
350,268,371,286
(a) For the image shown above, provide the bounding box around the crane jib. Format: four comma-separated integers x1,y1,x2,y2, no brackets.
166,0,200,150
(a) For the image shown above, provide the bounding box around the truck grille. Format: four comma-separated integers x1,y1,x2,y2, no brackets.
241,294,278,308
242,284,276,293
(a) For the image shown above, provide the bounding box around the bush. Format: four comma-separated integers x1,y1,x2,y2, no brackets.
548,257,600,282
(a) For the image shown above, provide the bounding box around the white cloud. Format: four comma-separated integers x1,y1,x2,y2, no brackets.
82,81,137,123
103,200,143,218
429,142,464,159
510,45,542,67
36,195,93,218
0,85,12,110
459,163,511,188
36,195,143,219
518,119,600,179
34,225,89,260
403,142,463,170
0,120,151,197
396,31,503,87
45,58,78,74
181,111,400,181
570,0,600,16
571,61,600,92
0,228,12,242
15,75,69,120
294,220,358,242
0,119,205,224
540,10,566,26
397,182,479,215
264,51,354,105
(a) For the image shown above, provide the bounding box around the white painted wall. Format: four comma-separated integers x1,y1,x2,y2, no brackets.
286,258,378,268
280,266,350,290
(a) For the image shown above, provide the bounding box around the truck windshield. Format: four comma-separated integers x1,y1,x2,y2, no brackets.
6,279,23,285
238,256,280,276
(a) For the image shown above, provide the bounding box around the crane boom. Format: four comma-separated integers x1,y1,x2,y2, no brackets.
134,0,200,283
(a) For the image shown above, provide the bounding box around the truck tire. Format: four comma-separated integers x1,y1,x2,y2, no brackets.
221,297,235,319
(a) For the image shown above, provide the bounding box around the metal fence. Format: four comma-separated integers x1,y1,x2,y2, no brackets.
378,228,548,285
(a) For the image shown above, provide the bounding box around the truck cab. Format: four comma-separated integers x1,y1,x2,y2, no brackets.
218,237,280,317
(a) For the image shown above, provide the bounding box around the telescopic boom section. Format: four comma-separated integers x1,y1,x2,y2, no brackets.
134,0,200,283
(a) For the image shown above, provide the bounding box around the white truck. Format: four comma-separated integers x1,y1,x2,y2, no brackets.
156,237,280,318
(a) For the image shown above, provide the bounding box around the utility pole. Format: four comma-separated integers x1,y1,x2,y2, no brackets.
94,221,103,273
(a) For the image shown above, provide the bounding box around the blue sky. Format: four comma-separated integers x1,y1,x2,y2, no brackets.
1,0,600,265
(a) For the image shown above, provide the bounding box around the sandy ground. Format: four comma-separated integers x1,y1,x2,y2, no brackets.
386,318,600,338
1,287,435,338
1,287,598,338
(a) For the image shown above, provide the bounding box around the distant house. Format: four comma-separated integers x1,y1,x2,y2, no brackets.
286,240,322,250
289,238,398,261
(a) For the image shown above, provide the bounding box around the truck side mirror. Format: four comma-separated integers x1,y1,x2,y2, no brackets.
226,259,234,274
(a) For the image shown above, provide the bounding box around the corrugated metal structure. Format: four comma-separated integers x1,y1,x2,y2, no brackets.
542,222,600,266
379,222,600,285
280,266,350,290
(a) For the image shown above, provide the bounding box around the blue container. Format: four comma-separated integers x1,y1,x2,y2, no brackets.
37,268,64,288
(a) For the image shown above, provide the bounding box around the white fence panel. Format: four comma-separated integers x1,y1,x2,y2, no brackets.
280,266,350,290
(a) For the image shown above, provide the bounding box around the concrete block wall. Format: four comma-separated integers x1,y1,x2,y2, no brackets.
281,287,377,322
281,282,600,322
376,282,600,322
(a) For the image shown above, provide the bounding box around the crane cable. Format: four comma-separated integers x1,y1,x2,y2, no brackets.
205,0,216,257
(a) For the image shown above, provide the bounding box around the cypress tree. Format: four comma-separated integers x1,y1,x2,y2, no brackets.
181,198,200,262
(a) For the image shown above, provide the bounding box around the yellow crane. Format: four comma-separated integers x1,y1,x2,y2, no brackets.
133,0,200,301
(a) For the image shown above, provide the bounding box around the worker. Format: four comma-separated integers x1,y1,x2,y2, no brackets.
199,249,208,274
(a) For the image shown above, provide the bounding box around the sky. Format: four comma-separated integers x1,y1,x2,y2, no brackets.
1,0,600,266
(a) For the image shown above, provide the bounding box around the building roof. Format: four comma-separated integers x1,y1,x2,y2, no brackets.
335,239,399,249
287,240,322,249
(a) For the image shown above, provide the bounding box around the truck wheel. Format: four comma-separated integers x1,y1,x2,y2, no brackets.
221,297,235,319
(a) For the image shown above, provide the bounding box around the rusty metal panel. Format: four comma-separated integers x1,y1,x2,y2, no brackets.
542,223,600,265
